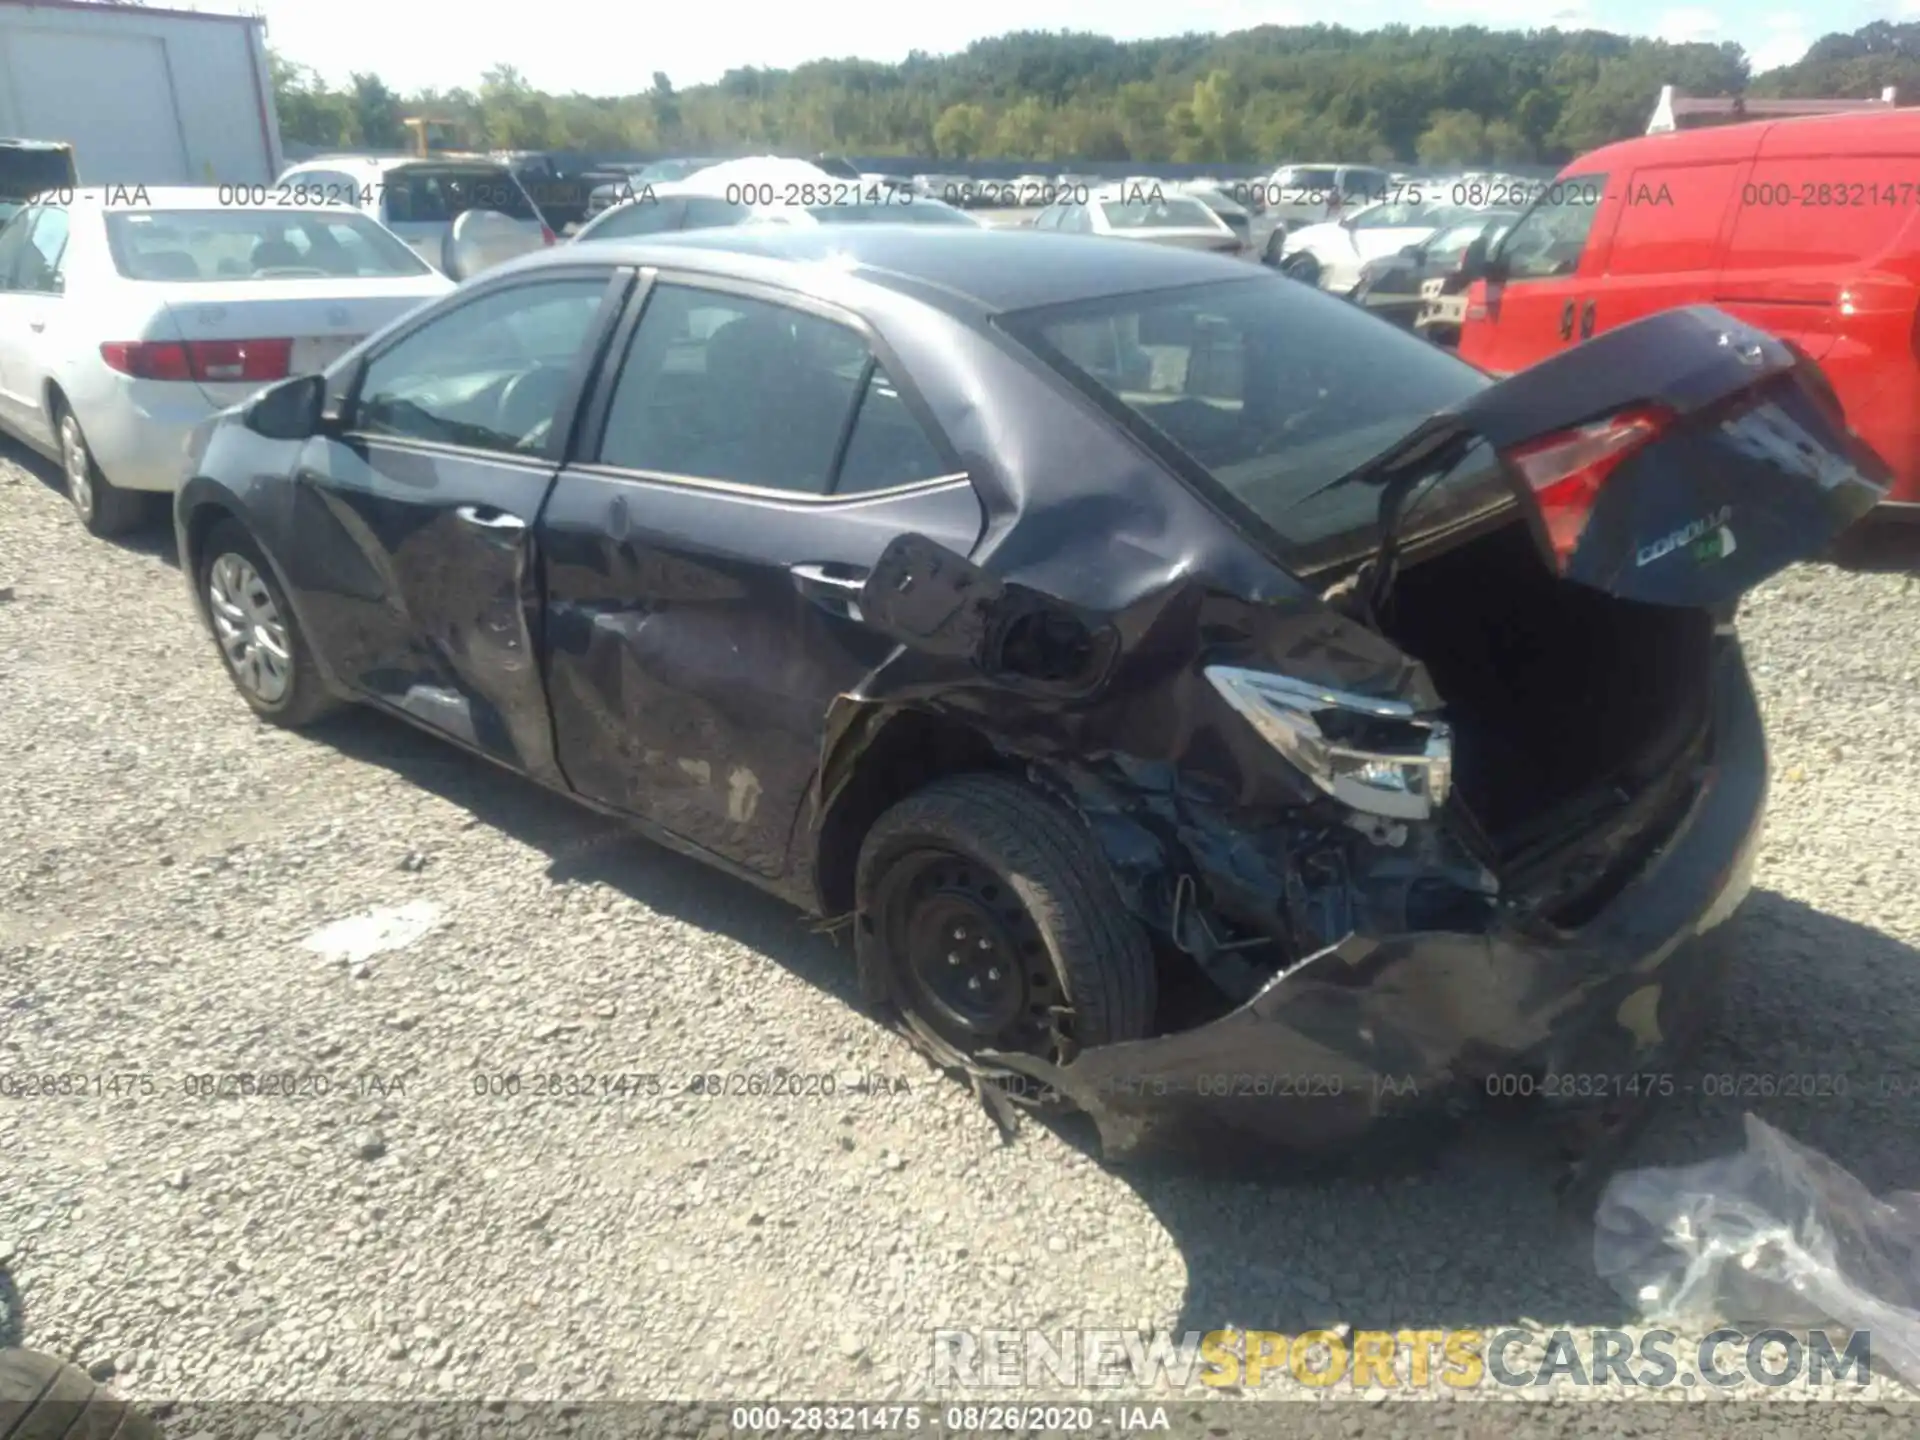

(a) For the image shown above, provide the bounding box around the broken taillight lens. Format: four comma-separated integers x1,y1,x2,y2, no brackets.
1501,405,1671,570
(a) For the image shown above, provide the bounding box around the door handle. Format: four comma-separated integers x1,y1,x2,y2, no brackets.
790,562,869,619
454,504,526,533
1559,300,1575,341
1579,300,1596,340
28,320,45,333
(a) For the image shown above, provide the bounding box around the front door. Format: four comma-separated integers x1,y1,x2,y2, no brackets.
0,205,67,444
1458,173,1610,376
540,277,984,878
298,268,626,783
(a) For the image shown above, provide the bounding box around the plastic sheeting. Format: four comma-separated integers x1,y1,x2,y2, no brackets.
1594,1112,1920,1386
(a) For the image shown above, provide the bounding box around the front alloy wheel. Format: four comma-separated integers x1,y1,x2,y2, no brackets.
207,552,293,706
59,412,94,522
196,518,339,727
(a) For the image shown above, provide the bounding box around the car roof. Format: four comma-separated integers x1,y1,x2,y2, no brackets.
530,226,1257,313
1564,107,1920,178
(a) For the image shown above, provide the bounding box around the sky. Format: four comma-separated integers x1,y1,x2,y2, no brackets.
248,0,1914,97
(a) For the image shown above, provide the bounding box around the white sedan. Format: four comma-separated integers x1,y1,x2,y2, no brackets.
0,187,453,537
1276,196,1468,295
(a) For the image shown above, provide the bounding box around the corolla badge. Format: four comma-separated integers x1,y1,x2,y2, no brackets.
1636,506,1735,567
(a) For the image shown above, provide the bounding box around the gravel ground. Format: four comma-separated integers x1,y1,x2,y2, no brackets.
3,438,1920,1427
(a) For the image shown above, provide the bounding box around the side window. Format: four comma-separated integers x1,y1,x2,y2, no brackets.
588,197,686,239
597,284,867,494
680,197,752,230
1725,156,1920,270
292,169,358,204
355,278,607,454
0,205,38,290
1495,174,1605,281
834,366,955,494
1032,205,1061,231
17,207,70,294
1059,204,1092,234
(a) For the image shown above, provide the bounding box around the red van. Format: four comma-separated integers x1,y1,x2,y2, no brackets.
1456,110,1920,514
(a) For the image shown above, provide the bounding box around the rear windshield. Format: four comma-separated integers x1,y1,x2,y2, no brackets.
105,209,432,282
806,201,974,226
382,166,537,223
1000,275,1496,562
1099,196,1221,230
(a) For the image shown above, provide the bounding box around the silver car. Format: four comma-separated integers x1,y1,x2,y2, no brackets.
1031,185,1244,255
274,156,553,276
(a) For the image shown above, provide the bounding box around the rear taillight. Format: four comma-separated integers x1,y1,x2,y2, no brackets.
540,225,556,246
1501,405,1671,570
100,338,291,384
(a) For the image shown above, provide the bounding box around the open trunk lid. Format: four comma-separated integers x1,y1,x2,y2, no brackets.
1358,305,1888,608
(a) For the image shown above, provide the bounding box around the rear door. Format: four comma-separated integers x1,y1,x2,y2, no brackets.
1588,157,1745,338
1458,173,1613,375
539,275,983,877
296,266,627,781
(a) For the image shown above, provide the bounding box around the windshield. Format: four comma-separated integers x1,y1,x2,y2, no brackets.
1099,196,1221,230
105,209,433,282
382,166,537,223
806,201,975,226
637,159,712,185
1000,275,1497,561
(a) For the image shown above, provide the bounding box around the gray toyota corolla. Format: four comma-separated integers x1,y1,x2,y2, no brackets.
173,227,1886,1174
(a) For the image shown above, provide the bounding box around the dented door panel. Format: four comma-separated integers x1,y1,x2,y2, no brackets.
540,471,984,876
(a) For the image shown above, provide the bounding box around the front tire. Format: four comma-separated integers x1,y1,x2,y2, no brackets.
56,404,147,537
855,773,1156,1067
0,1347,157,1440
197,518,340,727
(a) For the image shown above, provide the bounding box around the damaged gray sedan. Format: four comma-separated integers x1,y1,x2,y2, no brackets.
172,228,1887,1170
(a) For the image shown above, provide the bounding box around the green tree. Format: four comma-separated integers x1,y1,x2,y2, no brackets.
932,102,989,158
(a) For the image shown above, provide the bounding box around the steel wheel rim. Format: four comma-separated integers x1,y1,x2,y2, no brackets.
60,416,93,520
207,552,293,705
884,848,1063,1057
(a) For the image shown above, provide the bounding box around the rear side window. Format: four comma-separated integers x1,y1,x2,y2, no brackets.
1099,196,1219,230
835,367,955,493
383,167,537,224
1725,156,1920,269
584,197,686,239
1606,162,1742,275
1495,174,1606,280
681,196,753,229
597,284,866,493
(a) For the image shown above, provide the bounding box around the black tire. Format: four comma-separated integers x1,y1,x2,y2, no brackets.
855,773,1156,1064
0,1348,157,1440
197,518,342,728
1280,253,1321,286
53,402,148,539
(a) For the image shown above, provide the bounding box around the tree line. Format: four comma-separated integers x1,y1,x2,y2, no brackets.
270,20,1920,167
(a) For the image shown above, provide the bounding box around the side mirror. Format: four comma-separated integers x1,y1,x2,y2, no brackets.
242,373,326,441
1398,243,1423,259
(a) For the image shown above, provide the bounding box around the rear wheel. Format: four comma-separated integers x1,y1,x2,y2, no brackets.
855,773,1156,1067
55,404,147,537
1280,252,1321,286
197,519,340,728
0,1347,157,1440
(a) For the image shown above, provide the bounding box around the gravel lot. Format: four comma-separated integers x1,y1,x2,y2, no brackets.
3,437,1919,1426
